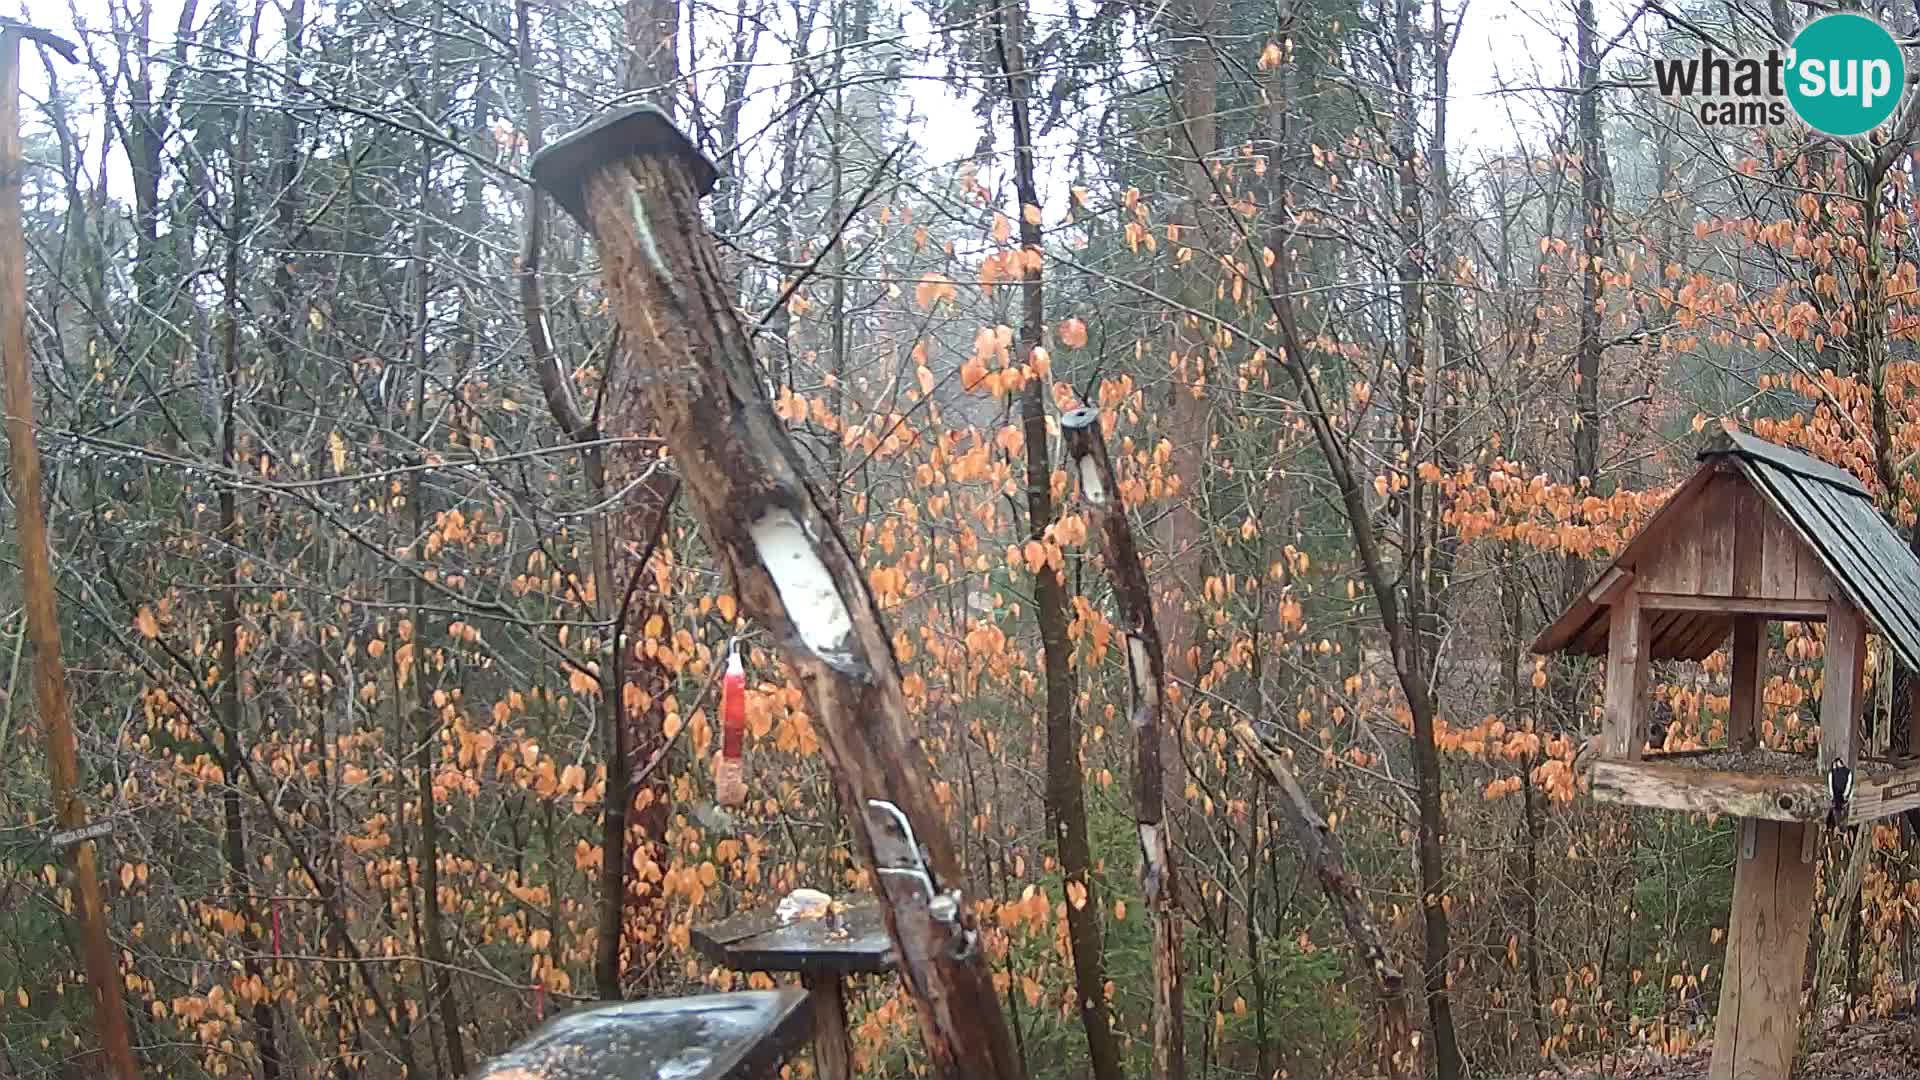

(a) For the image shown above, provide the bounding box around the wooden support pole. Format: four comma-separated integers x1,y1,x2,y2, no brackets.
1729,617,1764,752
803,975,852,1080
1059,407,1186,1080
1708,820,1816,1080
1820,599,1866,775
1603,585,1650,758
0,24,139,1080
530,106,1023,1080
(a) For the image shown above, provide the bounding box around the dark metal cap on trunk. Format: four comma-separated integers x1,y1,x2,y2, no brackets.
530,104,718,227
1059,406,1100,431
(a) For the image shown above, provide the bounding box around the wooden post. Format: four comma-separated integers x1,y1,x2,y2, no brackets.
1058,407,1185,1080
1708,820,1816,1080
803,975,852,1080
1728,617,1764,752
1805,596,1868,1059
530,106,1024,1080
1602,585,1650,758
1820,598,1866,774
0,23,139,1080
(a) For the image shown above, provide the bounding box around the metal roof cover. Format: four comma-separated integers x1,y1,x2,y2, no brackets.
1532,431,1920,674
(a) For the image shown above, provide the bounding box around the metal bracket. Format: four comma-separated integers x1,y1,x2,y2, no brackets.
1741,818,1757,861
866,799,970,958
1802,820,1819,864
866,799,936,903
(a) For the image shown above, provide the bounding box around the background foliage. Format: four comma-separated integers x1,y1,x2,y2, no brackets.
7,0,1920,1076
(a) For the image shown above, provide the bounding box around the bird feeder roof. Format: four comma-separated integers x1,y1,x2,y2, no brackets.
1533,430,1920,673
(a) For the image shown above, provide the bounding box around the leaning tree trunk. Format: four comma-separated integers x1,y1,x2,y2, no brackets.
531,107,1026,1080
1227,722,1417,1079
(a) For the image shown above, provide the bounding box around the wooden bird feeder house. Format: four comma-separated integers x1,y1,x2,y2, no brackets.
1536,430,1920,1080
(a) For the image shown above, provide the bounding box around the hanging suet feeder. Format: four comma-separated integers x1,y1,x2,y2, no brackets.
716,643,748,806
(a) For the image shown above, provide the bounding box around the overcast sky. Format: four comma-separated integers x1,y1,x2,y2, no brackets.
13,0,1602,215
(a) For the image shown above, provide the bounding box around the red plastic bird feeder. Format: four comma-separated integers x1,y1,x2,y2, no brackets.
716,644,748,806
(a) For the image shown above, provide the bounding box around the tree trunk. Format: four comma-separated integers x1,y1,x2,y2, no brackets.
405,119,467,1075
0,25,139,1079
622,0,680,103
1390,0,1463,1071
1229,722,1417,1078
994,7,1125,1079
532,108,1026,1080
215,15,281,1073
1059,409,1187,1080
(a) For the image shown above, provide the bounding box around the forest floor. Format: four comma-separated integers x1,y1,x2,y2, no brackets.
1527,1014,1920,1078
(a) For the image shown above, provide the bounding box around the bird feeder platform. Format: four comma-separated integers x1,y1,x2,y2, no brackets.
470,989,814,1080
693,900,895,1080
1536,430,1920,1080
1586,749,1920,824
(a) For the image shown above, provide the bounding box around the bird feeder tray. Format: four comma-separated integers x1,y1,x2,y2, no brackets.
693,900,895,978
470,989,813,1080
1536,430,1920,1080
692,900,894,1080
1585,752,1920,824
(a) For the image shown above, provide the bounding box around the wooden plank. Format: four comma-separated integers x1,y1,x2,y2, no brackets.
1643,609,1685,661
1817,487,1920,674
473,990,817,1080
1714,429,1870,495
1732,483,1764,599
1643,503,1705,595
1586,566,1634,607
1845,761,1920,824
1708,820,1817,1080
1820,598,1867,774
1768,470,1920,676
1697,476,1736,596
1758,503,1803,599
1728,618,1764,752
1636,593,1826,619
1587,759,1824,821
1569,613,1610,657
693,904,896,977
1674,611,1732,662
1807,482,1920,642
1603,587,1651,759
1796,547,1838,606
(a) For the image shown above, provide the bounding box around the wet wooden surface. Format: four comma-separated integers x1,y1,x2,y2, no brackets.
692,901,895,976
470,989,812,1080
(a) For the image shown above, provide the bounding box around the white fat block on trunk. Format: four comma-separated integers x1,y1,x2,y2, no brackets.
750,508,854,658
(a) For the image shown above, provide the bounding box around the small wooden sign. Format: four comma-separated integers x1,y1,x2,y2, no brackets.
1883,779,1920,802
50,820,112,849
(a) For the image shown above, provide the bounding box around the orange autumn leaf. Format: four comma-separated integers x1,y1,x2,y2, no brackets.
914,273,956,310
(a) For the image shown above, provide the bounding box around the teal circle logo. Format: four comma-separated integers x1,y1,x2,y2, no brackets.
1787,14,1906,137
